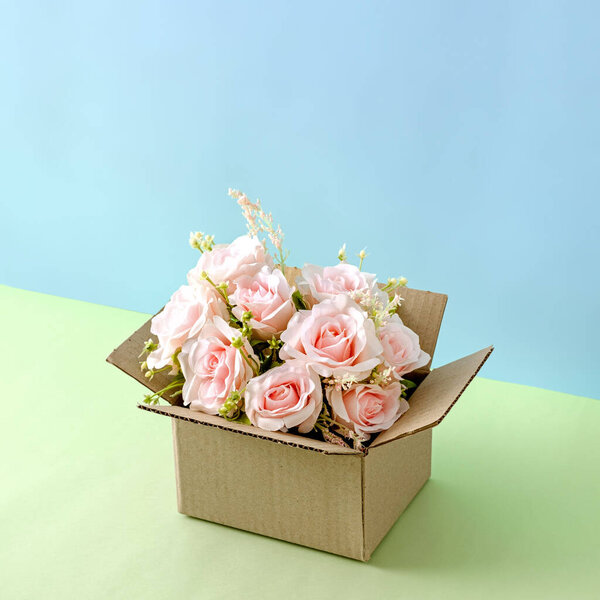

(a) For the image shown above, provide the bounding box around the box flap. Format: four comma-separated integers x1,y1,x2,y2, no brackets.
139,403,362,455
394,287,448,371
106,315,179,402
370,346,494,448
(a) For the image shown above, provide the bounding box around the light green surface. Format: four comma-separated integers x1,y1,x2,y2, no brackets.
1,284,599,600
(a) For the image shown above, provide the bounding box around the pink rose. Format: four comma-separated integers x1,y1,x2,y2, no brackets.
298,263,381,306
179,316,256,414
378,314,430,377
280,294,383,379
327,382,409,436
146,282,229,371
244,361,323,433
230,266,296,341
187,235,273,292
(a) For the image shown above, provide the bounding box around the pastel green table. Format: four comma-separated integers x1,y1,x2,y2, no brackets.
1,284,599,599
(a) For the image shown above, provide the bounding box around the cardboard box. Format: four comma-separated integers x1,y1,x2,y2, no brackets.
107,285,492,561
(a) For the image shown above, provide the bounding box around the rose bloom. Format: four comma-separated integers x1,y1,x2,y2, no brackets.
179,316,257,414
378,314,430,377
244,361,323,433
230,266,296,341
187,235,273,293
298,263,382,306
280,294,383,379
146,282,229,371
327,381,409,437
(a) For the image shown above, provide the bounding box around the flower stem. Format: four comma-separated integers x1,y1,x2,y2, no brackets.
238,346,260,376
357,248,367,271
143,378,184,405
201,272,232,308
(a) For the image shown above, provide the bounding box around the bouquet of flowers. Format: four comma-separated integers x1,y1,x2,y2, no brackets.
140,190,430,450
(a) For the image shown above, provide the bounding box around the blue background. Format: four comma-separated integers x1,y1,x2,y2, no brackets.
1,1,599,398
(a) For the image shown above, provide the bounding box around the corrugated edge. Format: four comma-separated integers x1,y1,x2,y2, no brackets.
171,419,183,512
371,346,494,449
360,455,368,561
138,404,362,456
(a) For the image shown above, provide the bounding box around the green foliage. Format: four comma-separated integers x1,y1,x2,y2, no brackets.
138,338,158,358
219,390,244,420
142,375,184,406
292,290,308,311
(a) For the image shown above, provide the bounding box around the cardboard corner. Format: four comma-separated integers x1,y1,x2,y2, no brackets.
371,345,494,448
362,429,432,559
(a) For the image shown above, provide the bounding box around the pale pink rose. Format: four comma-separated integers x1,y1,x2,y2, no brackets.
187,235,273,292
179,316,256,414
146,282,229,370
298,263,381,306
280,294,383,379
327,382,409,437
378,314,430,377
230,266,296,341
244,361,323,433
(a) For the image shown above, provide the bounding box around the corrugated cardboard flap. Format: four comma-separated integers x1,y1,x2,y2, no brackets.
138,403,362,455
371,346,494,448
394,287,448,371
107,315,175,400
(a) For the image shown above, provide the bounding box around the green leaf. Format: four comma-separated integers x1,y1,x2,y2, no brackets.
250,340,269,352
292,290,308,311
261,350,274,373
229,316,243,328
234,413,251,426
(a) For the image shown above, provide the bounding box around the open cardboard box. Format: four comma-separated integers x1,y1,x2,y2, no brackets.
107,282,493,561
